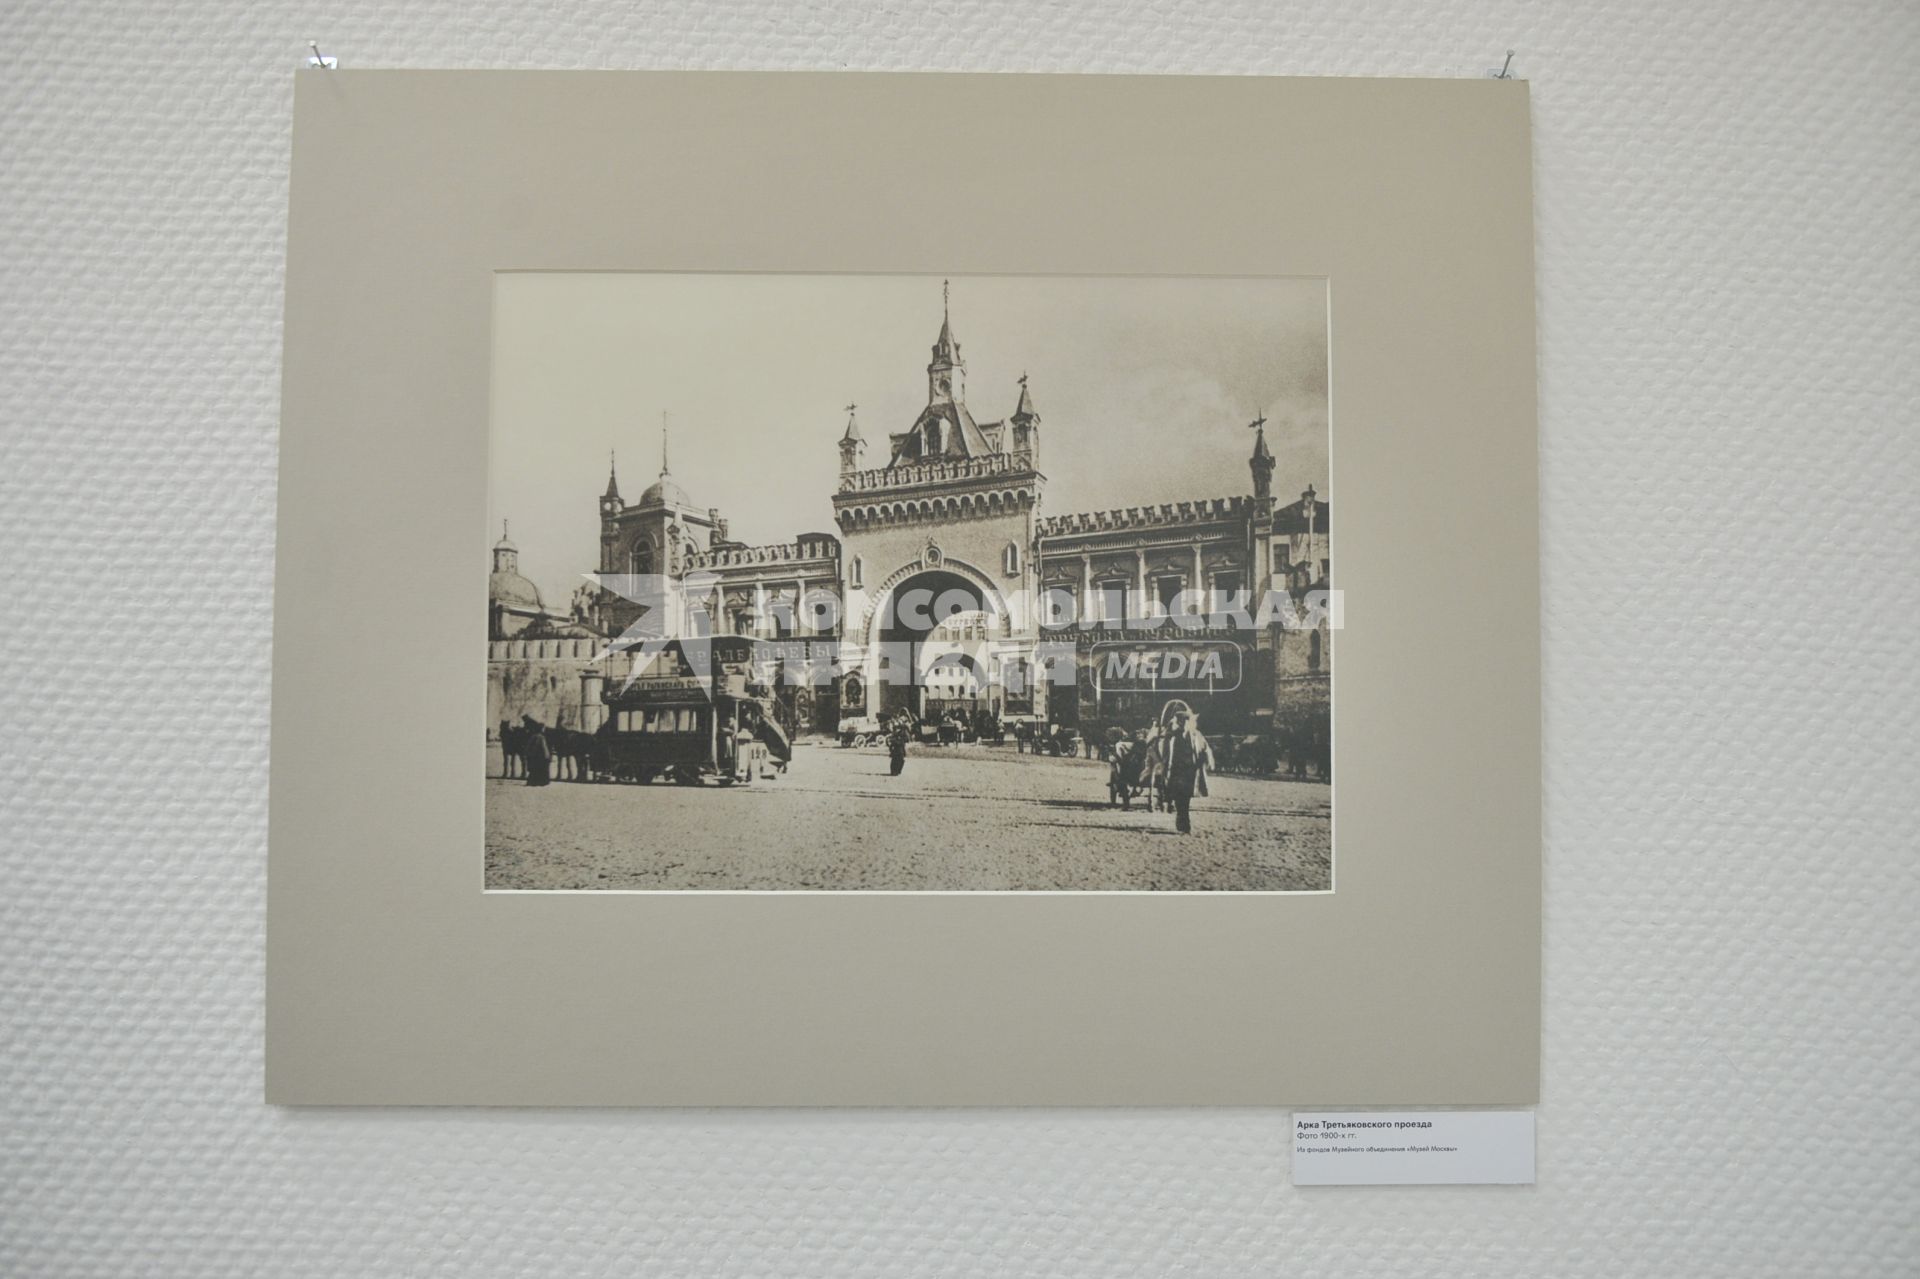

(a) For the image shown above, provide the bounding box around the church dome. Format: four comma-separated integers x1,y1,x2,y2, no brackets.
489,566,545,613
638,472,694,508
489,525,545,613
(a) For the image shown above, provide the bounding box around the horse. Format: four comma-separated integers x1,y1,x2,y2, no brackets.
498,719,524,778
548,726,595,781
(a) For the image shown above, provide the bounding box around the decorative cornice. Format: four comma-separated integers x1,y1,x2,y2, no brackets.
836,450,1038,495
686,536,840,570
1036,496,1250,539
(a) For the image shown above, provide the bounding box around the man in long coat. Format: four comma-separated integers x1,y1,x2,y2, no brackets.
886,716,910,777
1162,709,1214,834
521,715,552,787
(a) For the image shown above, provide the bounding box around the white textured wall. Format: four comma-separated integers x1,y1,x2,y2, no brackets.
3,2,1916,1275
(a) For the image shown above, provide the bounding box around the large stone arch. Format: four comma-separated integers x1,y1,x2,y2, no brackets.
863,558,1013,719
862,555,1013,650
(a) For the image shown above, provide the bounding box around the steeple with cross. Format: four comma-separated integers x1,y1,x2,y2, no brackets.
1249,411,1276,503
927,278,964,406
838,399,867,475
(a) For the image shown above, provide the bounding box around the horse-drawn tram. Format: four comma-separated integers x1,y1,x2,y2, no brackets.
601,637,792,785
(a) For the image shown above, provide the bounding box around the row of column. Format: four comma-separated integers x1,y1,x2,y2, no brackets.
1071,542,1228,621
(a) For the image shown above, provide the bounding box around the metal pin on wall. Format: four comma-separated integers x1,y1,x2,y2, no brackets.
1486,50,1516,79
306,41,337,69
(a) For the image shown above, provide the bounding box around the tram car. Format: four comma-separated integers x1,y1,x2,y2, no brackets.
601,637,792,785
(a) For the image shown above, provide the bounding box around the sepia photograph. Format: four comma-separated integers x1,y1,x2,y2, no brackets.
486,273,1333,890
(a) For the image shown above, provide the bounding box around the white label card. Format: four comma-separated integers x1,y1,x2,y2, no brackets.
1292,1110,1535,1185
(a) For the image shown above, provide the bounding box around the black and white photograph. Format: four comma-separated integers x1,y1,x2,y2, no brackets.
486,273,1333,890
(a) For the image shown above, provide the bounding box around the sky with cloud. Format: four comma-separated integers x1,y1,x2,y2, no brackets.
491,273,1328,602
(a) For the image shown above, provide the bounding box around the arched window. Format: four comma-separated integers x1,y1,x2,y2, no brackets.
849,555,864,589
629,539,654,576
1003,541,1021,575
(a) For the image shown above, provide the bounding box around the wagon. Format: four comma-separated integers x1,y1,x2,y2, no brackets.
838,715,885,748
600,638,790,785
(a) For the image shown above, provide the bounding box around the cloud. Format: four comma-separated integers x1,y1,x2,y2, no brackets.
492,274,1330,601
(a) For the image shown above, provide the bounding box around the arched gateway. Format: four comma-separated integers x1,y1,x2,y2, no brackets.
865,565,1007,719
832,286,1049,724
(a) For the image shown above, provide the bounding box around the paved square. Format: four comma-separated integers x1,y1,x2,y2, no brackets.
486,742,1331,891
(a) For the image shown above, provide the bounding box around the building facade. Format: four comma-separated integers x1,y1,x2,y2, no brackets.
502,295,1331,745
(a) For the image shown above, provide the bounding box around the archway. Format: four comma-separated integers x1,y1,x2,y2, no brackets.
874,568,988,720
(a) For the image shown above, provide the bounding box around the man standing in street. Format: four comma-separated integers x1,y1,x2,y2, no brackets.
1162,709,1214,834
887,716,910,777
521,714,553,787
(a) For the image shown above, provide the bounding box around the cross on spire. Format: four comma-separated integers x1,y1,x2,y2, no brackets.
1248,409,1276,473
660,412,671,476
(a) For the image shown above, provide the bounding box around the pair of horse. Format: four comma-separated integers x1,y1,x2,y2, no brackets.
498,719,603,783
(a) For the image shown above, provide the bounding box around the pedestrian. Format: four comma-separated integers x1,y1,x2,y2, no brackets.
522,715,552,787
887,716,909,777
1162,709,1214,834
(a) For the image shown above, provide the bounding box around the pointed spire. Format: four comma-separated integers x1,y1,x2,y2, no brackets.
1248,411,1275,462
496,518,514,548
932,278,960,363
659,412,671,476
604,449,621,500
1013,372,1037,419
840,401,863,442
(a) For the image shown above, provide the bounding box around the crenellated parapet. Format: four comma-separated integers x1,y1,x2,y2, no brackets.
838,450,1036,493
488,637,604,662
688,534,841,569
1037,496,1250,539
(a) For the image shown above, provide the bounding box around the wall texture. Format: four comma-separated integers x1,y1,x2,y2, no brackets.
2,2,1916,1275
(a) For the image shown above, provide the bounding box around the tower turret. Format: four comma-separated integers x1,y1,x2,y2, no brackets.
1009,373,1040,460
492,519,519,574
838,403,866,475
599,454,622,573
1249,412,1276,504
600,451,622,519
927,279,965,406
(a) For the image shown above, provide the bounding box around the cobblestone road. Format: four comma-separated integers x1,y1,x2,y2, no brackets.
485,742,1331,891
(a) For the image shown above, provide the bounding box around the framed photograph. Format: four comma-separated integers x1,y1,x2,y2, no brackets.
485,271,1332,892
270,72,1539,1104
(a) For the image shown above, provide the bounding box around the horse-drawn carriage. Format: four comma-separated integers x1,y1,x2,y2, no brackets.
597,637,790,786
